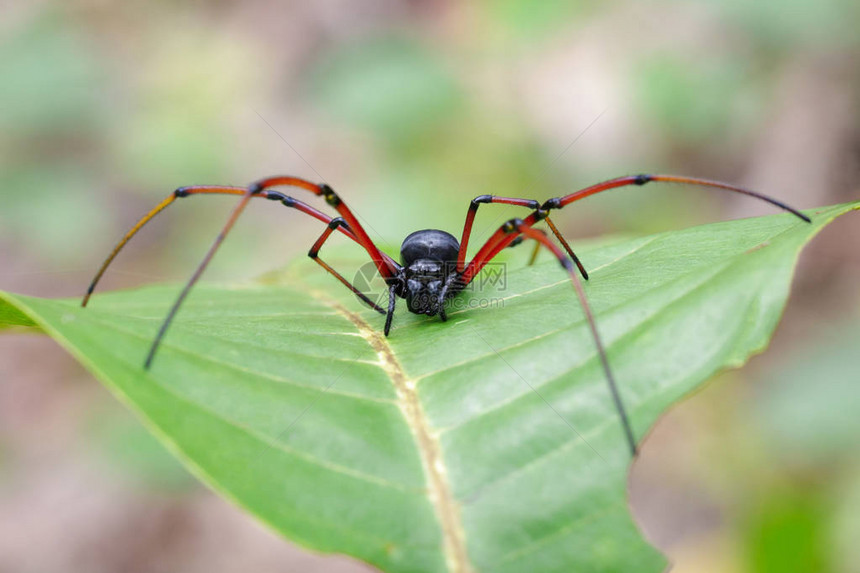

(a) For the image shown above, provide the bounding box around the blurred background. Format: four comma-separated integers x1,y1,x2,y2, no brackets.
1,1,859,571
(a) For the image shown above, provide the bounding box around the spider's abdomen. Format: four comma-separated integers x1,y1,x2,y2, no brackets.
400,229,459,315
399,229,460,266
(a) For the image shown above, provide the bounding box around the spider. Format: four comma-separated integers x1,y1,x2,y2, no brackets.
82,174,810,455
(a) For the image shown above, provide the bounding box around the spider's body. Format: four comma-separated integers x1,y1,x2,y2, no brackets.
398,229,461,317
83,173,809,455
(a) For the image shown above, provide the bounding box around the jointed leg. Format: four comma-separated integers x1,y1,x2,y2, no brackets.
250,177,398,279
141,179,396,368
462,216,637,455
384,284,397,336
459,209,543,285
457,195,539,271
456,173,812,453
82,192,177,307
512,220,636,456
143,187,258,369
308,218,386,314
85,177,398,369
540,174,811,222
457,195,588,279
462,173,811,284
82,185,392,306
525,215,588,279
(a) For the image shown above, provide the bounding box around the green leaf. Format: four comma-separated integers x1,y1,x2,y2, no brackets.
1,202,856,572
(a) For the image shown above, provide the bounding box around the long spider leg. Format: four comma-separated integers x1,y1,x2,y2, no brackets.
525,215,589,279
144,188,259,369
250,176,398,279
526,241,540,266
458,209,543,285
384,284,397,336
81,186,393,306
86,178,395,368
140,178,397,368
457,195,539,271
456,195,588,279
82,192,177,307
308,218,388,314
513,219,637,456
456,176,809,454
458,215,636,454
529,173,811,266
542,174,811,223
467,173,810,283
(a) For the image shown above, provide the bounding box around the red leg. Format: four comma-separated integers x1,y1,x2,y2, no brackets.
461,216,637,455
82,185,395,306
525,215,588,278
462,173,811,284
513,220,636,456
143,187,258,368
457,174,812,453
456,195,588,278
459,209,543,285
457,195,539,271
542,174,811,222
250,177,398,279
138,178,398,368
84,177,398,369
308,218,386,314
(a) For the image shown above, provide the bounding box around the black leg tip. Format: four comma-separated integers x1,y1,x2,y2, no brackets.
143,347,157,370
81,284,95,307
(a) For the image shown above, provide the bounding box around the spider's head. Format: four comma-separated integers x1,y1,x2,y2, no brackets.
399,229,459,316
403,260,447,315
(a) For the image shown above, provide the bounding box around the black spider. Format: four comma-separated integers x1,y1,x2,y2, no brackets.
83,174,809,455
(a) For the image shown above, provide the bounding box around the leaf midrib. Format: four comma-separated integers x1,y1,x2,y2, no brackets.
304,287,476,573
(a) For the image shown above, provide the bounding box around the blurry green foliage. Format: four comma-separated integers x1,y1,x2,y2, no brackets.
0,14,112,264
2,6,859,568
743,490,828,573
703,314,860,572
310,37,464,141
832,468,860,571
482,0,592,41
710,0,860,50
633,53,759,145
1,165,110,264
0,9,260,268
0,14,105,135
756,319,860,461
113,31,257,189
307,34,556,246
